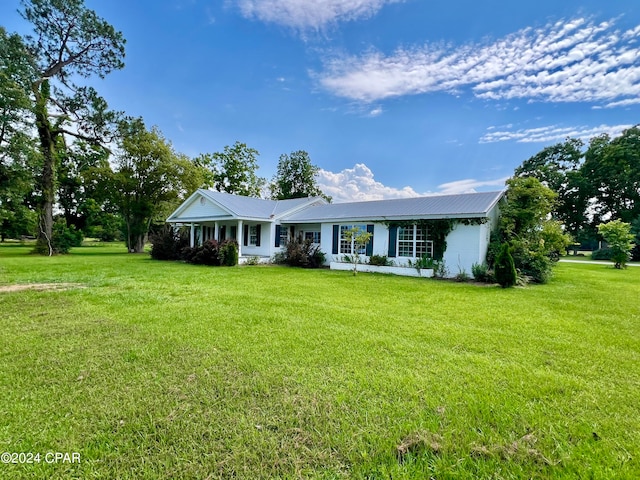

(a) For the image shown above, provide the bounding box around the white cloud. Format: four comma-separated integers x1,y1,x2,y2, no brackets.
317,17,640,106
317,163,505,202
236,0,403,30
317,163,420,202
436,178,508,195
480,123,633,144
368,106,383,117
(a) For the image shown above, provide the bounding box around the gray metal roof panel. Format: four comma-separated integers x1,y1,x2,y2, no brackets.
282,191,505,222
198,190,324,219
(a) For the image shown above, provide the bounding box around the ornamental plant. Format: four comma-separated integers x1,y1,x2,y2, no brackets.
494,243,517,288
597,220,635,269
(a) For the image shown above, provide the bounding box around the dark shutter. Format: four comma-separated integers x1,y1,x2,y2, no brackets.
243,224,248,246
332,225,339,254
290,225,295,241
220,226,226,241
275,225,281,247
366,224,374,256
256,224,261,247
388,226,397,257
230,225,237,240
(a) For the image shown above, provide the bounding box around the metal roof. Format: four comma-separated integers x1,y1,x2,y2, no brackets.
197,190,325,219
282,190,505,223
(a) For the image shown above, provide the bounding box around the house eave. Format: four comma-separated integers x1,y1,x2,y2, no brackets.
282,213,489,224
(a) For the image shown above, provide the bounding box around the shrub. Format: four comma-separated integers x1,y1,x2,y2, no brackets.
471,262,493,283
218,240,238,266
495,243,517,288
189,240,222,266
369,254,392,266
408,255,437,270
282,236,325,268
34,218,84,255
150,226,189,261
591,248,613,260
245,255,260,266
597,220,635,269
454,270,470,282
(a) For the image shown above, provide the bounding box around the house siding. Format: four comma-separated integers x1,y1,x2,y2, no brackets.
442,223,483,275
178,197,228,219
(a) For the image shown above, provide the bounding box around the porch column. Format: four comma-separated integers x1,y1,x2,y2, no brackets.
214,222,219,242
190,223,195,247
237,220,243,257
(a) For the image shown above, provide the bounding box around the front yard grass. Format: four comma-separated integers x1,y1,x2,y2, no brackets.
1,242,639,478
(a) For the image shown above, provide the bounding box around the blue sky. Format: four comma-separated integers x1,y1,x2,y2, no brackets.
2,0,639,201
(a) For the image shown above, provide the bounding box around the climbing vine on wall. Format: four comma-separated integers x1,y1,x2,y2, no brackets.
383,218,487,260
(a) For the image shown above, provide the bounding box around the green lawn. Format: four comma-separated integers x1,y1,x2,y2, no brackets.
1,242,639,479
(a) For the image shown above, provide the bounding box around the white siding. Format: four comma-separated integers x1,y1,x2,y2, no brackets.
443,224,482,276
177,196,228,220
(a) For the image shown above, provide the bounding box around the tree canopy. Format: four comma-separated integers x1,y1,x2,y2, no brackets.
514,125,640,258
111,119,207,253
196,142,265,197
270,150,331,201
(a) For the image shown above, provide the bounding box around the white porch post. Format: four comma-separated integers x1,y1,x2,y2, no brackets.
214,222,219,242
237,220,243,257
189,223,195,247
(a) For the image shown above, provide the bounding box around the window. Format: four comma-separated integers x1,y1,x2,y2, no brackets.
249,225,258,246
340,224,367,254
397,225,433,258
278,226,288,246
304,231,321,244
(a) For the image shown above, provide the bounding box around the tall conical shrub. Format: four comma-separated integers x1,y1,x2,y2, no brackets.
495,243,517,288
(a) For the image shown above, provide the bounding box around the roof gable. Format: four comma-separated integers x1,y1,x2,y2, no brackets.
167,189,327,222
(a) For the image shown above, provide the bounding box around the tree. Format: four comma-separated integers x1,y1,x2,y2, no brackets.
496,177,571,283
582,127,640,225
597,220,635,269
17,0,125,253
111,119,207,253
270,150,331,201
514,138,588,236
0,27,39,240
196,142,265,197
343,226,372,276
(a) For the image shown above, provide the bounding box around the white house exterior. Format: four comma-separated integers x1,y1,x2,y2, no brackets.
166,189,505,277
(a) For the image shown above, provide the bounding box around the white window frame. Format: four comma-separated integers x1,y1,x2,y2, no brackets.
249,225,258,246
339,224,367,255
304,231,321,244
397,225,433,258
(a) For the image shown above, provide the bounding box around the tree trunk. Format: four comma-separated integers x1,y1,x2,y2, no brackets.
33,80,56,255
127,233,145,253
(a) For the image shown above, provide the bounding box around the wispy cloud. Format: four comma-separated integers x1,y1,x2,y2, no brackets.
236,0,403,31
317,163,504,202
436,178,508,195
317,17,640,106
480,123,633,143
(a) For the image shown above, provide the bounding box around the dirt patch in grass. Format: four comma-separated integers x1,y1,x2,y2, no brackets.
396,431,443,463
0,283,84,293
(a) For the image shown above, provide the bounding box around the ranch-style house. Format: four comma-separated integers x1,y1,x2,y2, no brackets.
166,189,505,277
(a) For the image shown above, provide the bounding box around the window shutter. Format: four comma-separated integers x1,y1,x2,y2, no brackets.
256,224,261,247
332,225,339,254
366,224,374,256
388,226,397,257
230,225,237,241
275,225,281,247
243,224,248,246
